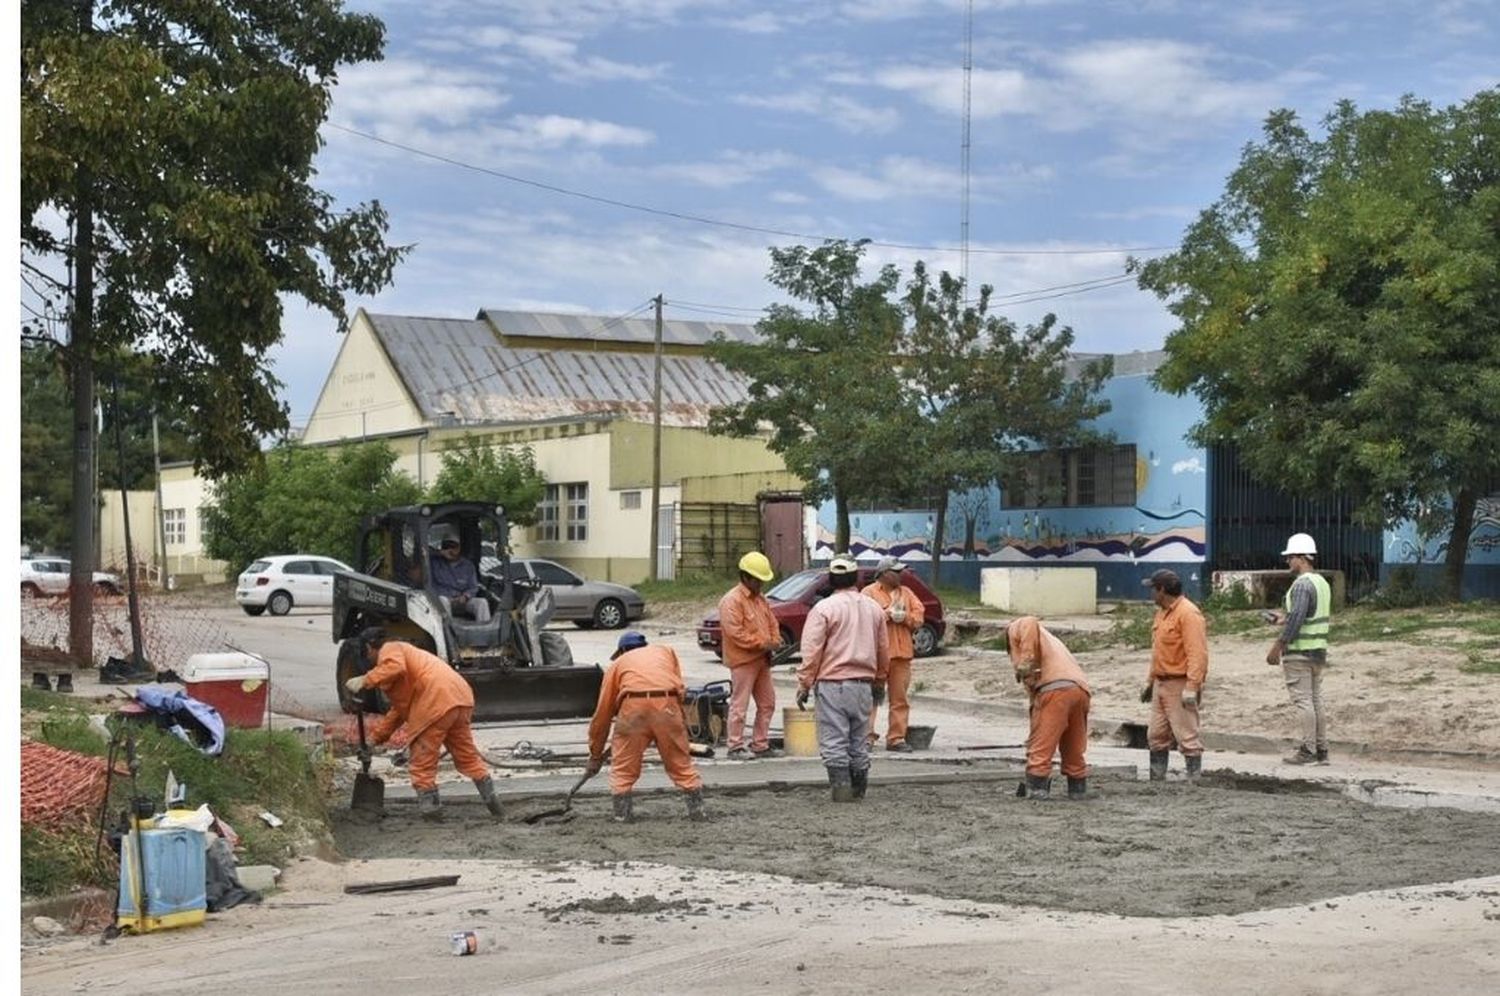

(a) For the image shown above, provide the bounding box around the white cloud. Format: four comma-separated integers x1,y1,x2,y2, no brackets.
650,150,797,188
735,90,901,134
812,155,1051,202
465,25,667,82
508,115,654,148
333,59,509,129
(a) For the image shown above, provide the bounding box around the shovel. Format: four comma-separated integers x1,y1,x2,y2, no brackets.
522,768,596,825
351,710,386,816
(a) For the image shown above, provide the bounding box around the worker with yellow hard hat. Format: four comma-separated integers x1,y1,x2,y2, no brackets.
717,551,785,760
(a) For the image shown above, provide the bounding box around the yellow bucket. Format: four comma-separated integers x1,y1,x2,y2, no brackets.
782,707,819,757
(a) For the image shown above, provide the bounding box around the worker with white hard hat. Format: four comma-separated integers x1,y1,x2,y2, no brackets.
1265,533,1332,765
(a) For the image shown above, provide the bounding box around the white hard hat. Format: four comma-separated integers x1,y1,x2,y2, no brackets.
1280,533,1317,557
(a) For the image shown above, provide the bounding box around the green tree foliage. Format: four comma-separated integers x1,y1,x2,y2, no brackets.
426,437,549,527
707,241,909,551
203,443,422,571
1132,91,1500,599
21,343,194,552
21,0,407,474
900,263,1112,581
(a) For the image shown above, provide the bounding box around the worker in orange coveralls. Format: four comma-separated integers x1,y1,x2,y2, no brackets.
862,556,925,753
585,632,705,823
1006,616,1092,800
718,551,786,760
1140,569,1210,783
343,628,503,821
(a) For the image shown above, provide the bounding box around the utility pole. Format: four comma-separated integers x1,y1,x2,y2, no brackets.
67,0,97,669
960,0,974,292
153,414,168,587
648,294,664,582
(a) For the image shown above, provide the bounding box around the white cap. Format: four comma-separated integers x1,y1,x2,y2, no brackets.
1280,533,1317,557
828,555,859,575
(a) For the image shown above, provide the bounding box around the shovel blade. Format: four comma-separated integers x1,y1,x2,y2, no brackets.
352,771,386,815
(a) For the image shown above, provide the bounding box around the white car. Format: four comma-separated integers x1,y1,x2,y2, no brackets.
20,557,122,596
235,555,352,616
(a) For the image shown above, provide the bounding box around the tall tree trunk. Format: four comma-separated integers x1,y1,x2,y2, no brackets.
930,489,949,586
1442,485,1477,602
68,154,97,668
963,510,978,559
834,486,850,554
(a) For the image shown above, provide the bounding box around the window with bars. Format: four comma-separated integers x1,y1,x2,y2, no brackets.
536,487,560,542
164,508,187,545
565,483,588,541
620,490,642,510
1002,444,1137,509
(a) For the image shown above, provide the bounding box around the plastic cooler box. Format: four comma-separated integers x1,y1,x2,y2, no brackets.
181,652,269,728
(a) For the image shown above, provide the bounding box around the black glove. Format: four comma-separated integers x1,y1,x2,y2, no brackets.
1139,682,1153,704
390,747,409,768
356,746,372,767
872,683,886,706
796,687,811,710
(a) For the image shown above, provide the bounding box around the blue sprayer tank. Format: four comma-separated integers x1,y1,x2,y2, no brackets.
116,825,207,933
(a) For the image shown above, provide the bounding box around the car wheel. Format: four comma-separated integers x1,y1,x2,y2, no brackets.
593,598,626,629
913,623,939,658
267,590,294,616
573,620,595,630
21,582,41,597
242,605,266,617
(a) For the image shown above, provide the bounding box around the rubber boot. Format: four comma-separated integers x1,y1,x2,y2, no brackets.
684,788,706,822
1067,776,1088,800
1148,749,1169,782
1025,774,1051,800
1185,754,1202,782
827,766,854,803
850,768,869,801
417,788,443,822
474,776,504,819
611,793,634,823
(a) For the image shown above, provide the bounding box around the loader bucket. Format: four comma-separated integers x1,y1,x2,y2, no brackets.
466,664,604,723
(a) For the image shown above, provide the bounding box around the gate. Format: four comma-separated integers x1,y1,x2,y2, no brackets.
1207,443,1382,597
677,502,761,577
759,495,804,578
655,503,677,581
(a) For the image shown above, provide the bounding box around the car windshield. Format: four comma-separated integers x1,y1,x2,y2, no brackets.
765,571,821,602
245,560,270,574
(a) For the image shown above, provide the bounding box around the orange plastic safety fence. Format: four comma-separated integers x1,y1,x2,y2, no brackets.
20,741,124,829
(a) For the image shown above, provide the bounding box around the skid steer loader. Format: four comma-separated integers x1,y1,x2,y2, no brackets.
332,501,603,722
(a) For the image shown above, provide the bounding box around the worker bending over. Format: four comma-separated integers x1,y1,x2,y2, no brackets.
344,628,503,821
586,632,706,823
1007,616,1091,800
798,555,890,802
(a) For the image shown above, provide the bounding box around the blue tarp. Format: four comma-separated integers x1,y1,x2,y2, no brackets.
135,687,227,756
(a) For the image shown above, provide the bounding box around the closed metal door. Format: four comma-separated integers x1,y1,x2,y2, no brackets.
656,503,676,581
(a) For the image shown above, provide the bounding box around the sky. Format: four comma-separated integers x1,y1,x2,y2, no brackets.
261,0,1500,431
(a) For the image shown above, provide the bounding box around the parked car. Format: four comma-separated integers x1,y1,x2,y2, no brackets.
20,557,122,596
493,557,645,629
697,565,946,659
236,555,353,616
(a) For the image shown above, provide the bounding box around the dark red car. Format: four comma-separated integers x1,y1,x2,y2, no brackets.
697,567,946,660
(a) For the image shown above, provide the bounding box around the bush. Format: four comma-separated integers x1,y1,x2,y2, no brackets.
1365,565,1447,609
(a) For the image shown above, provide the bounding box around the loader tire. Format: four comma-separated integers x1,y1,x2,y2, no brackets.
538,631,574,668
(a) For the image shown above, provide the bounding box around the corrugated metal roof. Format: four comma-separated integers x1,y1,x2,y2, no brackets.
478,308,760,347
365,312,753,428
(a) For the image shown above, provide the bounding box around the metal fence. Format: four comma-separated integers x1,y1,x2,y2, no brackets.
677,502,760,577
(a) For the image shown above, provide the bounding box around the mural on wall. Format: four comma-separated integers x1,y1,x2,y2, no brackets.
812,365,1211,565
1386,494,1500,565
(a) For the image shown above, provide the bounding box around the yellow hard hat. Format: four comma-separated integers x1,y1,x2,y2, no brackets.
738,551,774,582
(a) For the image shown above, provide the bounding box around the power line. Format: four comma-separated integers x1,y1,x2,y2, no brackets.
326,122,1181,258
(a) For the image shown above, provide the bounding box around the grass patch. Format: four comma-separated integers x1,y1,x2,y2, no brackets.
635,573,735,604
22,690,331,899
932,584,984,610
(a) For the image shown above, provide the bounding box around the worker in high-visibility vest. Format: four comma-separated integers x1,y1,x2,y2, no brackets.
1265,533,1332,765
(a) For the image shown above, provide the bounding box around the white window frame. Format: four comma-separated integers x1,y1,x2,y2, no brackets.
620,490,642,511
163,508,187,546
565,483,588,542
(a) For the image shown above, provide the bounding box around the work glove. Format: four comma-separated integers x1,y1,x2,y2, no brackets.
356,745,371,766
344,675,367,694
872,683,886,706
1139,682,1153,704
1181,688,1200,708
584,756,603,777
796,687,811,710
888,603,906,624
389,747,408,767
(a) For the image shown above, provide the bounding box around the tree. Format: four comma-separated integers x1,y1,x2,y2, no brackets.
203,442,422,572
1132,91,1500,599
22,0,407,662
426,437,549,528
707,241,910,552
899,262,1113,583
